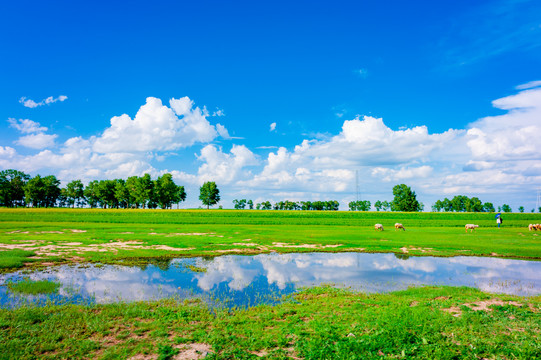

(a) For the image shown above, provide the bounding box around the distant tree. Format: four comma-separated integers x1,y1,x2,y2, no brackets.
233,199,247,209
483,202,495,213
391,184,421,212
247,200,253,210
114,179,130,208
349,200,370,211
465,197,483,212
381,200,391,211
97,180,118,208
501,204,512,213
497,206,502,212
65,180,85,208
518,206,524,213
432,200,443,212
84,181,100,208
25,175,46,207
374,200,383,211
135,174,154,209
199,181,220,209
539,206,541,213
300,201,312,210
155,173,186,209
261,201,272,210
42,176,61,207
0,169,30,207
256,203,261,210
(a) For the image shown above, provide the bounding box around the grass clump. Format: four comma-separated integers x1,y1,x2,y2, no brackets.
0,249,36,270
6,278,61,295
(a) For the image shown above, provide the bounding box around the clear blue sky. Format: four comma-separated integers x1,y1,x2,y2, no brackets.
1,0,541,210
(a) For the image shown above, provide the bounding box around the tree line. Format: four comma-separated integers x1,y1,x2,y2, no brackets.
1,169,536,212
0,169,186,209
233,199,340,211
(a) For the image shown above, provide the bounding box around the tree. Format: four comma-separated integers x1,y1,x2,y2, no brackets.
0,169,30,207
518,206,524,213
199,181,220,209
233,199,247,209
391,184,421,212
65,180,85,208
483,202,495,213
501,204,512,213
84,181,100,208
247,200,253,210
155,173,186,209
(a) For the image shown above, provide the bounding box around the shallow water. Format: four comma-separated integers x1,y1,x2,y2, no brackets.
1,252,540,308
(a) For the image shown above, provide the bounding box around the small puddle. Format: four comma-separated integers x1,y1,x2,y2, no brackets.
1,252,540,308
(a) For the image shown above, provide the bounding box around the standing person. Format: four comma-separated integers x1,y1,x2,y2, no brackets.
496,213,502,228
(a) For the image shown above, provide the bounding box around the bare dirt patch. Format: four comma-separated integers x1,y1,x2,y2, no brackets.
5,230,30,234
271,242,342,249
442,299,523,317
66,229,87,233
172,343,212,360
149,232,215,237
0,240,194,257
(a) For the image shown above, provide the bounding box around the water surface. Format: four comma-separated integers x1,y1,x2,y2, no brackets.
1,252,540,308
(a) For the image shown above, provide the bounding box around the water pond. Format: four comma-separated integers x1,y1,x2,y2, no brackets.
1,252,540,308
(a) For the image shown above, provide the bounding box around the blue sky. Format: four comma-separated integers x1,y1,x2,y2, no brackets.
1,0,541,210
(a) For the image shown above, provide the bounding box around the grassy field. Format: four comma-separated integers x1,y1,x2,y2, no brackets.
1,208,541,270
1,209,541,359
0,286,539,359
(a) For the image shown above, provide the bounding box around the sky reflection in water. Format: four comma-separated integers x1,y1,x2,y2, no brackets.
1,252,540,308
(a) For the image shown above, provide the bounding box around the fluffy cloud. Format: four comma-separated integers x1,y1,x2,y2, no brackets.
270,122,276,132
19,95,68,108
92,97,225,153
8,118,57,150
15,133,58,149
8,118,48,133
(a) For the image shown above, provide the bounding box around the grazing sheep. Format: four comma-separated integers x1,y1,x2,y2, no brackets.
535,224,541,231
529,224,535,231
465,224,479,233
374,224,384,231
394,223,405,231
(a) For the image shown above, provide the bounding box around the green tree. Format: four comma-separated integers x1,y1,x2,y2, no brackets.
199,181,220,209
155,174,186,209
391,184,421,212
518,206,524,213
114,179,130,208
0,169,30,207
65,179,85,208
374,200,383,211
247,200,253,210
97,180,118,208
501,204,512,213
84,181,100,208
25,175,46,207
483,202,495,212
233,199,247,209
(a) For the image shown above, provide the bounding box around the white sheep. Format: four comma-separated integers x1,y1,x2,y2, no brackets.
374,224,384,231
465,224,479,233
394,223,405,231
529,224,535,231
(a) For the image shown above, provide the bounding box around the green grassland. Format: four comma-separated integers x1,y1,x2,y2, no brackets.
1,208,541,269
0,286,539,359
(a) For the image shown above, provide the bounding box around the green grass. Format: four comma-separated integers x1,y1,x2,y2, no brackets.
1,208,541,270
0,286,539,359
6,279,61,295
0,249,36,269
